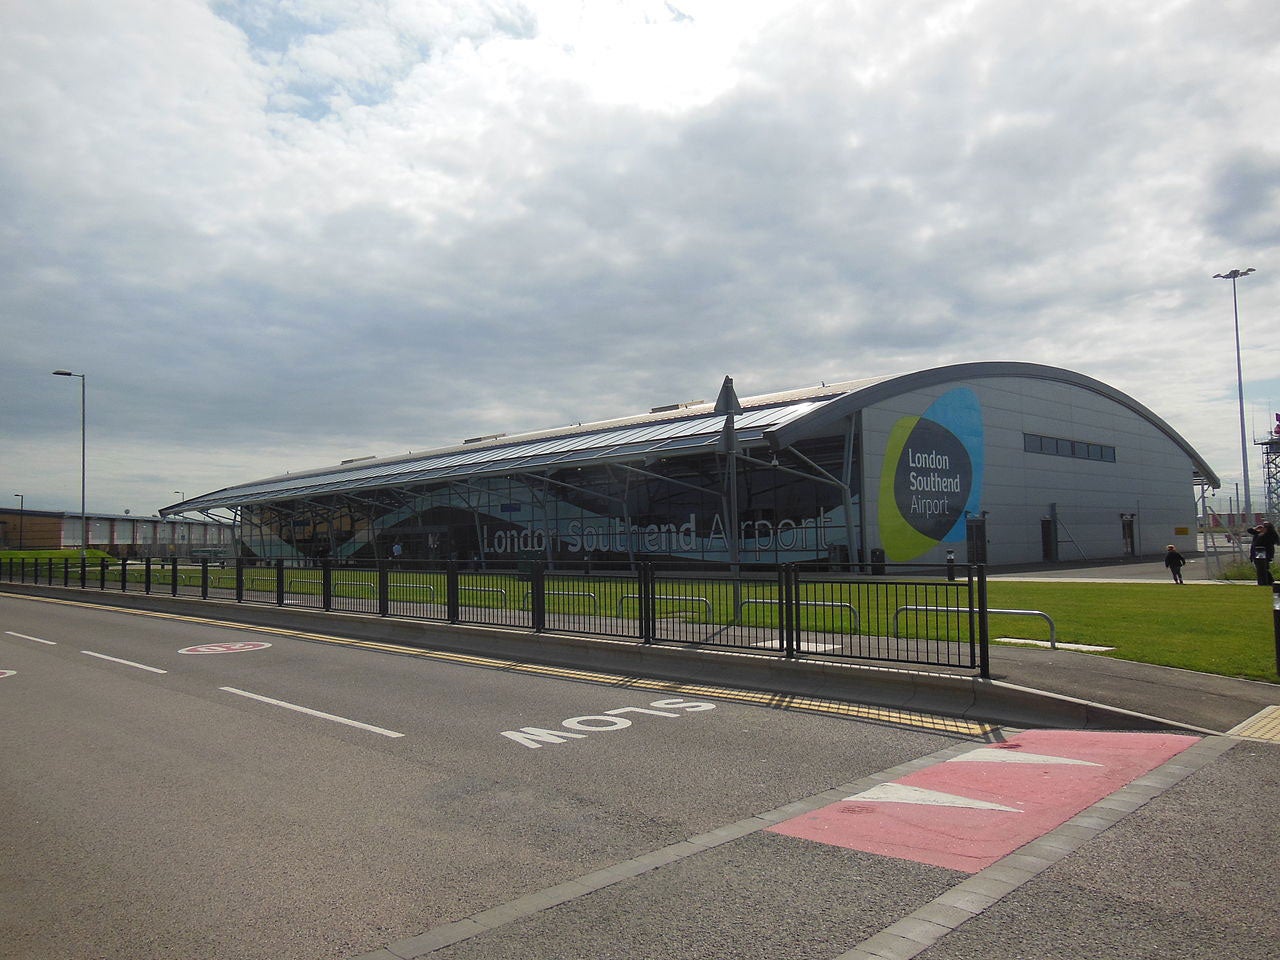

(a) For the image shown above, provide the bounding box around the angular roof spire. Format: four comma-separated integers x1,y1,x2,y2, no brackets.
714,375,743,416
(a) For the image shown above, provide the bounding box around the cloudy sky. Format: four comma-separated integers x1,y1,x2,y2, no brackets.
2,0,1277,517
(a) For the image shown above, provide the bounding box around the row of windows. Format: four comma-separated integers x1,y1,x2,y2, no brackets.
1023,433,1116,463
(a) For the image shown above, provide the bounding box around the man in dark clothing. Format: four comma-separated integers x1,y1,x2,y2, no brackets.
1163,545,1186,584
1248,522,1278,586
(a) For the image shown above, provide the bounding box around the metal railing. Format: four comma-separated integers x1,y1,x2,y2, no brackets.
894,605,1055,649
0,556,990,675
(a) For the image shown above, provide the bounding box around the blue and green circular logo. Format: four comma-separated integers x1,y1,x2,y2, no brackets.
878,388,983,560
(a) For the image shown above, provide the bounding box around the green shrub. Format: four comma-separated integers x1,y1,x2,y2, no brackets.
1219,561,1279,582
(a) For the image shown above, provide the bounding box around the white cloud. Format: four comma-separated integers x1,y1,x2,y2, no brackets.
2,0,1278,513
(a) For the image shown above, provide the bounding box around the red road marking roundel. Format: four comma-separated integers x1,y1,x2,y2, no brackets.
179,641,272,655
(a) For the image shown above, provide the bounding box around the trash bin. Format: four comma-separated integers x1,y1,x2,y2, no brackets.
870,547,885,576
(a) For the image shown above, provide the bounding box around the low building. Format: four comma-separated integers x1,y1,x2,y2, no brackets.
0,509,234,559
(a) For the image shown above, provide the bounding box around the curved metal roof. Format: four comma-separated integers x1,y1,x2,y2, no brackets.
163,363,1217,514
764,361,1220,487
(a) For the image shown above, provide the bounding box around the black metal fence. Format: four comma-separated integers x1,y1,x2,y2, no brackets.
1,556,990,676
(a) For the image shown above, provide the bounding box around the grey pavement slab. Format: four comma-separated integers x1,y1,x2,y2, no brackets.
421,832,959,960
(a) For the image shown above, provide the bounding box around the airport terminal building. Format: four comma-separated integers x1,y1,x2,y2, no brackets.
164,362,1219,568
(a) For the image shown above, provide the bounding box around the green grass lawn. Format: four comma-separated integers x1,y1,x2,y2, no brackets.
986,581,1279,683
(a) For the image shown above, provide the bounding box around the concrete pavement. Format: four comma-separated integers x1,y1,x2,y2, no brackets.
981,642,1276,735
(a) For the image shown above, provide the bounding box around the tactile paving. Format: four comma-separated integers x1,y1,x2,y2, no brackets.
1227,705,1280,742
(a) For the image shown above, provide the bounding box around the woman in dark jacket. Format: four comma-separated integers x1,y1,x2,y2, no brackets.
1248,522,1279,585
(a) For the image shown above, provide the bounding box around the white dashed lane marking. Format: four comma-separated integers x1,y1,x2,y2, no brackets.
219,686,405,738
80,651,168,674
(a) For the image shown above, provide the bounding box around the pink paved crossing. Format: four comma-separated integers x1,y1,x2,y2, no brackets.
768,730,1199,872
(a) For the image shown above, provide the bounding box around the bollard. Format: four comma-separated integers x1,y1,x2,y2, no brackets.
946,549,956,582
1274,584,1280,678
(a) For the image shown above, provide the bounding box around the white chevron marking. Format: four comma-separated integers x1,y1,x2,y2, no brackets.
844,783,1022,812
946,749,1102,766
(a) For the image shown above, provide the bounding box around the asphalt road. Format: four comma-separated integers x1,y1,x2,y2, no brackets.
1,593,1276,960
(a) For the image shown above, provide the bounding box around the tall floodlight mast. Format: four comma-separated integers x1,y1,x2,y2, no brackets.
1213,268,1256,520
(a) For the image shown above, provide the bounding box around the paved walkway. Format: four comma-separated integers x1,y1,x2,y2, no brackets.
984,642,1276,734
985,556,1278,734
988,552,1234,583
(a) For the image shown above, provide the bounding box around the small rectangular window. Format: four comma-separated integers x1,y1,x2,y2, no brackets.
1023,432,1116,464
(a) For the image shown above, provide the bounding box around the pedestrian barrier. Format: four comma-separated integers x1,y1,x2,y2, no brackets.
524,589,598,612
1,557,990,675
617,594,712,621
390,580,436,599
738,598,859,632
895,605,1052,649
289,576,373,596
460,585,508,604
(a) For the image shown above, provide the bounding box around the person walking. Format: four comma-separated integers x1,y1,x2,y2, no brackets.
1163,545,1186,584
1248,522,1278,586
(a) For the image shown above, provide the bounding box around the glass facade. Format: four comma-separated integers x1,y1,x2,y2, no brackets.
240,437,859,566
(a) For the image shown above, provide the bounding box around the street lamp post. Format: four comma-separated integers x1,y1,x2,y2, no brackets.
52,370,87,560
12,493,22,549
1213,268,1256,520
